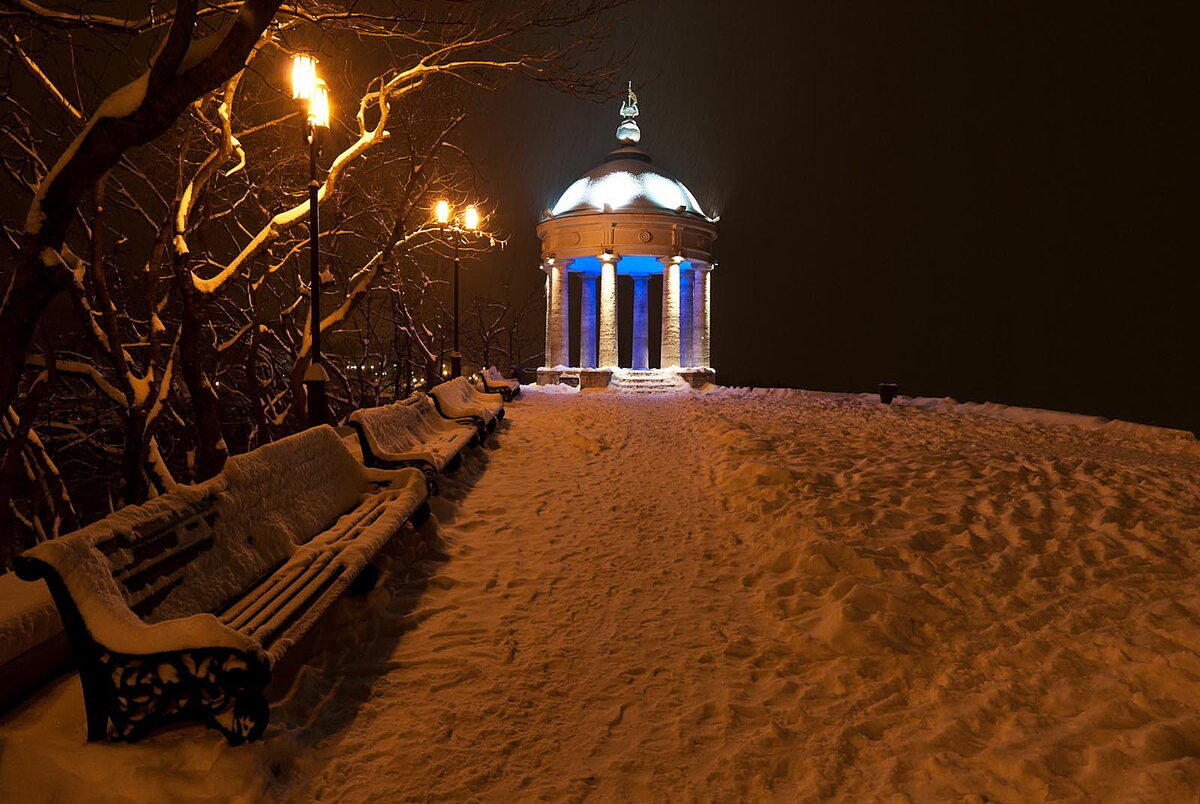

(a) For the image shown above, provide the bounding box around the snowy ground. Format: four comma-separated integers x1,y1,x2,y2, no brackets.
3,387,1200,802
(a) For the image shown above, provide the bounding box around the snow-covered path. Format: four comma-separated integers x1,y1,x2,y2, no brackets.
3,387,1200,802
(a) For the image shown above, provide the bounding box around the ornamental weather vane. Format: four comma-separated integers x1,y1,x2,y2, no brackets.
616,81,642,144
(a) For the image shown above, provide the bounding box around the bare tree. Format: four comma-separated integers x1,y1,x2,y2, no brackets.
0,0,624,565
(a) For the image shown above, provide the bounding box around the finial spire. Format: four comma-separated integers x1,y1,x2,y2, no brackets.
620,81,639,119
616,80,641,144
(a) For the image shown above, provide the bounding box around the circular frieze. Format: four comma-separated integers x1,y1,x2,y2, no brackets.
638,230,653,243
570,232,581,246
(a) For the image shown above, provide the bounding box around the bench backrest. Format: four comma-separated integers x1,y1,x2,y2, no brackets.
157,425,372,620
402,394,464,437
350,402,423,456
432,377,500,414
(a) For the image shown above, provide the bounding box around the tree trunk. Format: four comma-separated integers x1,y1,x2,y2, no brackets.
176,285,228,480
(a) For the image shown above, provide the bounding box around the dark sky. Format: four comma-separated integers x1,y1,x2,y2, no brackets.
458,1,1197,433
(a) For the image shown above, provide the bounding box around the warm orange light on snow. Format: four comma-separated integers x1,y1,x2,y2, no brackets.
463,205,480,231
436,200,451,224
291,54,317,101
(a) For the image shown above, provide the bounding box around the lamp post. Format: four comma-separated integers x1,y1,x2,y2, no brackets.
435,201,481,379
292,54,331,426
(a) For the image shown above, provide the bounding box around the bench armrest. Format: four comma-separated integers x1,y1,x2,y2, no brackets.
363,465,430,496
17,550,261,658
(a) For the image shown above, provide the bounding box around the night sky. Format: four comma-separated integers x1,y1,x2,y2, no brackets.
459,1,1197,434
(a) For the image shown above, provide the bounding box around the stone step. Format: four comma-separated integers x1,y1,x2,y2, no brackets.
609,370,686,394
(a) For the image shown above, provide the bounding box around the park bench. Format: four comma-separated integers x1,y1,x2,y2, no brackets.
348,395,478,490
14,425,429,745
429,377,505,434
479,366,521,401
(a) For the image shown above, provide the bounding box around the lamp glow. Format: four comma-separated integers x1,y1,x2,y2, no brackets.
309,80,330,129
463,205,480,231
436,200,450,224
291,54,317,101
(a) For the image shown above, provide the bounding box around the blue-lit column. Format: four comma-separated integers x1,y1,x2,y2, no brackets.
679,266,694,366
693,263,710,368
632,274,649,370
580,274,598,368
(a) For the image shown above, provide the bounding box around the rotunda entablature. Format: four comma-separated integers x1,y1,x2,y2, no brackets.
537,210,716,271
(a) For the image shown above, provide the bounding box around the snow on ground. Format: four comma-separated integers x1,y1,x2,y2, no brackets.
3,387,1200,801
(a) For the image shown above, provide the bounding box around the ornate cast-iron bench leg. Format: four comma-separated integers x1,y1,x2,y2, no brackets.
99,647,271,745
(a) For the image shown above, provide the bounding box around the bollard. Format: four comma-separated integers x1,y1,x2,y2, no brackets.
879,382,898,404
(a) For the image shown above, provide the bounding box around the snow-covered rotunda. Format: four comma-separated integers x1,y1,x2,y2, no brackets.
536,85,718,389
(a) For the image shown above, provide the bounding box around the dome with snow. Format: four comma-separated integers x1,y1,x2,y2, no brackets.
549,147,706,218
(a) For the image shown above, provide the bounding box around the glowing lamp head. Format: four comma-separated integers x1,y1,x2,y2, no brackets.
463,205,480,231
291,54,317,101
435,200,450,224
309,80,330,129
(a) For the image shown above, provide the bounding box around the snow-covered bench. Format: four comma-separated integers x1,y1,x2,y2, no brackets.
14,426,429,745
429,377,505,434
479,366,521,401
348,395,478,490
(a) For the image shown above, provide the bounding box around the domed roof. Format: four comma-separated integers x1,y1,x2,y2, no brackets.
549,146,707,218
548,83,709,220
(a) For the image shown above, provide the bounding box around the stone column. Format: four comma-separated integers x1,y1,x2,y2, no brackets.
542,264,552,367
632,275,650,370
580,274,598,368
692,264,710,368
599,260,618,367
549,259,571,367
679,267,694,367
659,258,681,368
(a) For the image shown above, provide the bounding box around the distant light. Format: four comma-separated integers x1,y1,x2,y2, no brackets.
309,80,330,129
435,200,450,224
291,54,317,101
464,205,480,231
546,256,555,265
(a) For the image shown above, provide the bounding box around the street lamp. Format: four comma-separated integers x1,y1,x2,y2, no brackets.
435,200,483,380
292,54,331,427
